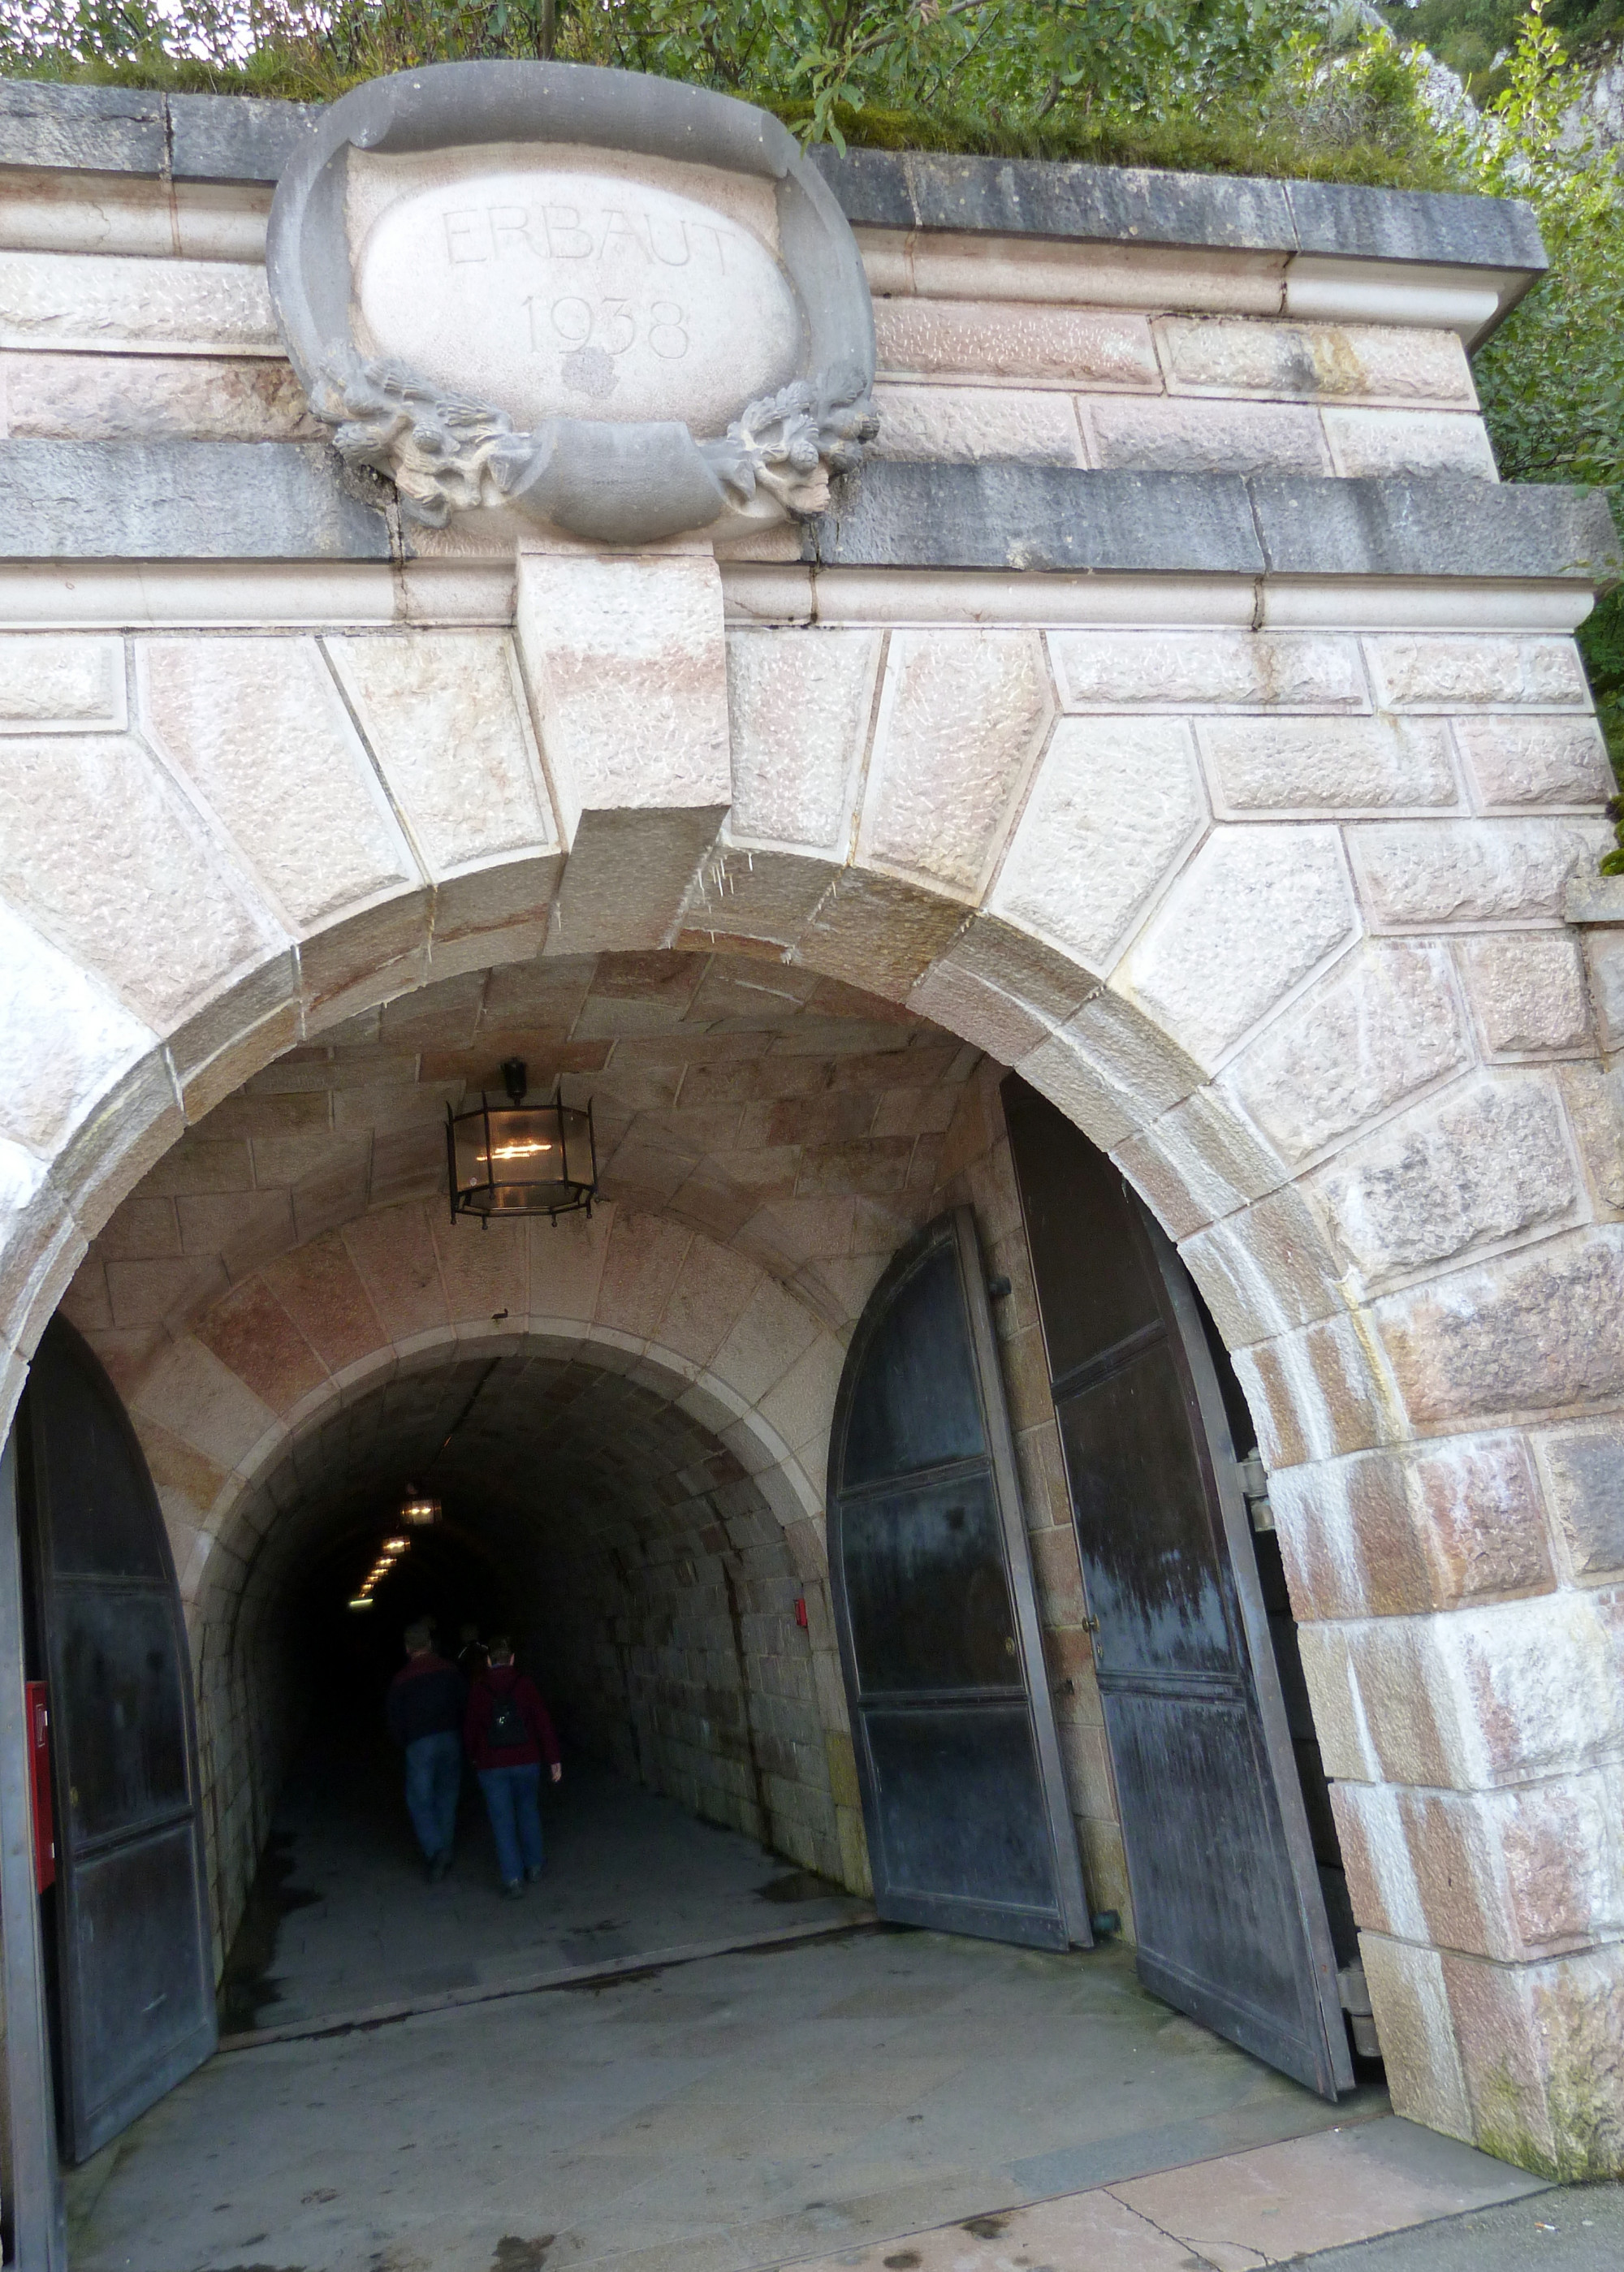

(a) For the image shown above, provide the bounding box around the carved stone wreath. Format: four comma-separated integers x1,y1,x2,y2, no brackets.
268,63,879,546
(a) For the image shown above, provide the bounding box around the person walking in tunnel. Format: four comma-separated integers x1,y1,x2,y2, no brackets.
465,1635,562,1898
386,1617,468,1884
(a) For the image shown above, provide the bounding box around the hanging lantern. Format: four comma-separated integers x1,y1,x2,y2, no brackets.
446,1057,598,1225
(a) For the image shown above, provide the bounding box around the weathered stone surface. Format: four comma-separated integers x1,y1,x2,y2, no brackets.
326,633,559,878
0,438,391,560
1224,940,1469,1167
1049,628,1363,711
870,383,1082,465
142,638,419,929
1535,1419,1624,1579
991,716,1205,969
1376,1226,1624,1424
1318,1075,1578,1288
1410,1434,1560,1605
1321,407,1498,479
0,897,153,1155
1353,819,1609,927
1454,714,1613,809
1086,395,1328,477
726,628,881,852
861,629,1054,895
873,296,1158,385
0,729,283,1028
1458,932,1591,1056
1200,714,1454,811
0,633,124,729
1358,1937,1474,2145
1440,1942,1624,2179
1253,478,1618,586
1183,1182,1344,1341
1120,823,1356,1065
1555,1061,1624,1212
1,350,324,443
0,249,278,352
1156,317,1475,404
516,551,730,843
1367,634,1592,710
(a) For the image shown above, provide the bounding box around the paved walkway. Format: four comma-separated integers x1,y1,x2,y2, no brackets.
66,1743,1556,2272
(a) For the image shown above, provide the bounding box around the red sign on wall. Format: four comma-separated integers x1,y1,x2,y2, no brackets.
27,1682,54,1893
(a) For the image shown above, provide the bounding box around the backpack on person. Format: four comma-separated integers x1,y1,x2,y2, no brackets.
485,1683,529,1752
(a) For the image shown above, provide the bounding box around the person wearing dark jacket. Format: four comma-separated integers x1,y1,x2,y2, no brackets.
464,1636,561,1898
386,1618,468,1882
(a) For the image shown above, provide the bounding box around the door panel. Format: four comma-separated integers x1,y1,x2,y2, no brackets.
24,1321,217,2162
1003,1078,1353,2099
828,1209,1091,1951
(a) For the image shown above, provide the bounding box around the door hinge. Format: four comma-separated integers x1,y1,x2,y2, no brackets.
1082,1613,1099,1635
1237,1453,1274,1533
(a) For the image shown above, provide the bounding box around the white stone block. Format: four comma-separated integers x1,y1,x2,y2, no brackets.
0,897,153,1154
139,637,421,927
1366,634,1592,710
1117,824,1358,1066
0,249,280,355
1086,394,1329,477
1453,714,1613,809
1049,628,1365,711
1322,407,1498,479
1156,317,1475,404
2,350,323,443
1535,1419,1624,1580
860,629,1055,896
727,627,881,852
873,296,1159,385
1318,1073,1579,1287
1200,714,1456,812
1223,944,1464,1167
990,715,1205,967
514,551,730,843
0,728,283,1028
1458,932,1592,1056
1358,1936,1474,2143
1352,819,1611,928
0,633,125,731
326,632,559,878
870,382,1082,465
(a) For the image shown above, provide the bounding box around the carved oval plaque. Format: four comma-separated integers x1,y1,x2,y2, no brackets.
354,165,805,435
267,63,877,544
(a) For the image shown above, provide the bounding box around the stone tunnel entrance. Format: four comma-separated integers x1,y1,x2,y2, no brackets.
11,944,1393,2270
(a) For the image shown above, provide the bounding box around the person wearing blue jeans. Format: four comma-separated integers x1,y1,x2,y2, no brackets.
464,1637,562,1898
386,1618,468,1883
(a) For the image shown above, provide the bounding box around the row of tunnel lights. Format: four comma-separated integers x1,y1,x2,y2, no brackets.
348,1492,442,1611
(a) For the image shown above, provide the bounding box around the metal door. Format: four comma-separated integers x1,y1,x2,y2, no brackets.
21,1320,217,2161
827,1208,1091,1950
1003,1080,1353,2098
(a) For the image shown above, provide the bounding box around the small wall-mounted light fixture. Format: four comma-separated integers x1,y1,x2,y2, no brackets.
446,1057,598,1225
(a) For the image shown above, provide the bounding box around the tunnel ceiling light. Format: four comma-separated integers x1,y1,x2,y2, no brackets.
348,1596,374,1612
382,1536,409,1554
447,1057,598,1225
400,1490,441,1527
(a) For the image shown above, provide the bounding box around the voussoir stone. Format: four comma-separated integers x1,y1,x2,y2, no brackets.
1120,822,1357,1065
1224,939,1470,1167
1317,1073,1578,1289
140,637,419,926
861,628,1055,896
0,896,154,1155
990,714,1205,969
726,627,881,853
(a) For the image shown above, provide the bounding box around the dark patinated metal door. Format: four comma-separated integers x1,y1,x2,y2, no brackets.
1003,1080,1353,2098
827,1208,1091,1950
22,1320,217,2162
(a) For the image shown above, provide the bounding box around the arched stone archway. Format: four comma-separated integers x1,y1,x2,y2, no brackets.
3,581,1622,2175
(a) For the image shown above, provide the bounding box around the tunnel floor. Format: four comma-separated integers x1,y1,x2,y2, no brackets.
216,1734,870,2041
66,1747,1389,2272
